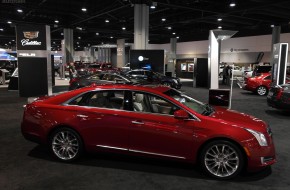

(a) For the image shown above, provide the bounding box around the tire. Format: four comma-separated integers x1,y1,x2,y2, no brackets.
50,127,83,162
256,86,268,96
200,140,244,179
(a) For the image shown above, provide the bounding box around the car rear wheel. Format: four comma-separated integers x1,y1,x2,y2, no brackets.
50,127,83,162
200,140,244,179
256,86,268,96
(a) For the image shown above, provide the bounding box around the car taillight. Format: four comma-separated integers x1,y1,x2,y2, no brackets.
69,78,78,85
276,88,284,100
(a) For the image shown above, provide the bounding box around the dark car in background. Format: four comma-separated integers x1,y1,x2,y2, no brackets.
267,83,290,111
69,72,147,90
125,69,182,89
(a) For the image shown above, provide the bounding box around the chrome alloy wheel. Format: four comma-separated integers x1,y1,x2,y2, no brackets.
257,86,267,96
52,130,79,160
204,144,239,178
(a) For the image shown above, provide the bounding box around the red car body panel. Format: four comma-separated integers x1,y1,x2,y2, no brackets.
21,84,276,172
243,73,271,92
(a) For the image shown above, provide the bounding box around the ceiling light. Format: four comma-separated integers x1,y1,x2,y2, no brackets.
0,28,3,31
105,19,109,23
172,32,176,35
110,36,114,39
17,9,23,13
78,45,80,47
78,37,81,39
161,18,166,22
218,26,222,29
96,32,99,35
81,8,87,12
167,26,172,30
77,42,79,44
150,5,156,9
53,42,56,44
217,18,222,21
271,24,275,28
55,20,59,23
122,27,126,30
229,2,236,7
12,40,14,41
176,36,179,39
61,32,63,35
76,27,82,30
7,21,12,24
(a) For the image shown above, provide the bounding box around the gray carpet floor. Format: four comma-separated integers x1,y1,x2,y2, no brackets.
0,83,289,190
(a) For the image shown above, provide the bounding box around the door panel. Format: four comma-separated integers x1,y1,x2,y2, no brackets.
128,111,195,159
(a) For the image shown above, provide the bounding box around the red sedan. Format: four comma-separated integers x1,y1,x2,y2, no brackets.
243,73,272,96
21,84,276,179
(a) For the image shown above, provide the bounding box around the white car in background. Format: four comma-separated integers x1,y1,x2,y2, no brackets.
219,65,243,77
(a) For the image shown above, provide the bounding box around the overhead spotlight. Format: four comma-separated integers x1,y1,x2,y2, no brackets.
7,21,12,24
167,26,172,30
96,32,99,35
105,19,110,23
150,2,157,9
271,24,275,28
110,36,114,39
217,18,222,21
161,18,166,22
53,42,56,44
17,9,23,13
0,28,3,31
229,2,236,7
176,36,179,39
78,45,80,47
55,20,59,23
61,32,63,35
78,36,81,39
122,27,126,30
76,42,79,44
172,32,176,35
218,26,222,29
76,27,82,30
81,8,87,12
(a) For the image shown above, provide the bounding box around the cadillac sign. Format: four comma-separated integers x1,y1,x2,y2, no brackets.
21,31,41,46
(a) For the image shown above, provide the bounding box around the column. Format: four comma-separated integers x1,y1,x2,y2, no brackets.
63,28,74,63
167,38,177,77
117,39,125,67
134,4,149,49
270,26,281,66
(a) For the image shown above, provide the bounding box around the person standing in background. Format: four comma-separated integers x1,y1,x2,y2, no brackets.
222,63,228,84
68,62,75,81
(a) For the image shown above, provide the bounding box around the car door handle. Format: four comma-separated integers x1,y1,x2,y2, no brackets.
132,121,144,125
77,114,88,118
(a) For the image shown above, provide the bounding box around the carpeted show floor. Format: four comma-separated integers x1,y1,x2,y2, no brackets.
0,82,290,190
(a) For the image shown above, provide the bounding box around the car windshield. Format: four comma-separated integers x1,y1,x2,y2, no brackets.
164,89,214,115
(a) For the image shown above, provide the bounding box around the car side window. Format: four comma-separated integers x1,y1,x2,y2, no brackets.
68,90,125,110
132,92,179,115
264,75,271,80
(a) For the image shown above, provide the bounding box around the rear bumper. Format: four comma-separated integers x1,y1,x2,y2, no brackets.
267,98,290,111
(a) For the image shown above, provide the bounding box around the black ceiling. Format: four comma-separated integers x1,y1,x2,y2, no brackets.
1,0,290,50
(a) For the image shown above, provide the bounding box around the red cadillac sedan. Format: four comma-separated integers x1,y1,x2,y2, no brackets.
21,84,276,179
243,73,272,96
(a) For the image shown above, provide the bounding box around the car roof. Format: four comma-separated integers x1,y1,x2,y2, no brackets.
41,84,172,105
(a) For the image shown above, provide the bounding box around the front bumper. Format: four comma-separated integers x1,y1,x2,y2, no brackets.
243,135,276,171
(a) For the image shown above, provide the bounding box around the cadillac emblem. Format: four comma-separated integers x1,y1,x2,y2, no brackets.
23,31,39,39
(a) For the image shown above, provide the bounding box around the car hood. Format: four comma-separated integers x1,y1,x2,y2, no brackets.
209,106,267,132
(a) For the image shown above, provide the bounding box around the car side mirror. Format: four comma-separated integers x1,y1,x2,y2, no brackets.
174,110,189,119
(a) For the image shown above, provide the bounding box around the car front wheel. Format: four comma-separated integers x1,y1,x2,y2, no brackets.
50,127,83,162
200,140,244,179
256,86,268,96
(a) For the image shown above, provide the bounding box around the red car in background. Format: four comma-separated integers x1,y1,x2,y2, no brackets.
243,73,290,96
87,63,118,74
243,73,272,96
21,84,276,179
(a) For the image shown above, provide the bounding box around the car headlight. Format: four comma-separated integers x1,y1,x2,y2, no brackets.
245,128,268,146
